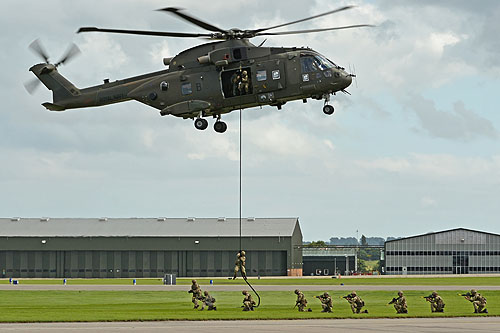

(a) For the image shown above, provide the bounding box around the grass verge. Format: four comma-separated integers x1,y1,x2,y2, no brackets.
0,290,497,322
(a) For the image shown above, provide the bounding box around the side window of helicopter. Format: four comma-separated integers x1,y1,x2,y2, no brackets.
300,56,318,73
181,83,192,95
256,70,267,81
160,81,169,91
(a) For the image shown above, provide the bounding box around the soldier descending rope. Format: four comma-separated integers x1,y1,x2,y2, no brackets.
232,250,247,280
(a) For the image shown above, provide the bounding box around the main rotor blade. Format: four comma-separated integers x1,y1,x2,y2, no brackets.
77,27,212,38
157,7,227,33
29,39,50,63
55,43,81,67
251,6,354,34
255,24,374,36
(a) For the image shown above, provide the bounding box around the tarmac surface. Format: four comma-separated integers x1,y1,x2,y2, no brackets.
1,284,500,291
1,318,500,332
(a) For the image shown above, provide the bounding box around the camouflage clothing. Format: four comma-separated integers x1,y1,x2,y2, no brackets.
189,280,203,309
242,290,256,311
350,295,366,314
390,291,408,314
430,295,445,313
345,292,366,314
317,292,333,313
294,289,308,312
394,295,408,314
467,290,487,313
200,291,217,311
233,251,247,279
238,70,250,95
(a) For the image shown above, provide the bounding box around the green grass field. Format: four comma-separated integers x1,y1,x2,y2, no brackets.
0,290,496,322
2,276,500,285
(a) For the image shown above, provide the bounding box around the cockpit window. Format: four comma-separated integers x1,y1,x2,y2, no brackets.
301,54,336,72
314,55,336,70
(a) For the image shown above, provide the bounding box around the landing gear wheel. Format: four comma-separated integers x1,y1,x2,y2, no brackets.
323,104,334,115
194,118,208,130
214,121,227,133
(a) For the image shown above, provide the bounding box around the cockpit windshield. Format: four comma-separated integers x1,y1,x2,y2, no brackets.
315,55,336,70
300,53,337,72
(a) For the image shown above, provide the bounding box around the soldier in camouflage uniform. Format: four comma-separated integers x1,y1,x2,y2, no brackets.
466,289,488,314
389,291,408,314
200,290,217,311
294,289,311,312
188,279,203,309
428,291,445,313
232,250,247,280
316,292,333,313
242,290,256,311
345,291,368,314
238,70,250,95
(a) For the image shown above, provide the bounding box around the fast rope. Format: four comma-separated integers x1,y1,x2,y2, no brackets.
238,99,260,307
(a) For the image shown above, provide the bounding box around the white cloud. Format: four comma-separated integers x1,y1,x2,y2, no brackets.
358,153,500,182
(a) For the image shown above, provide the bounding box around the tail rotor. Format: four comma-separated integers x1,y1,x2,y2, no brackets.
25,39,81,95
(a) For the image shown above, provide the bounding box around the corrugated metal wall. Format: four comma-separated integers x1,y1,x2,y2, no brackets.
384,229,500,275
0,250,287,278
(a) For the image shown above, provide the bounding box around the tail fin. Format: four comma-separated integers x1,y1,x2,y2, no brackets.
29,63,80,110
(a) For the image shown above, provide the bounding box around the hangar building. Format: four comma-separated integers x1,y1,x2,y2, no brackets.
384,228,500,275
0,217,302,278
302,247,357,276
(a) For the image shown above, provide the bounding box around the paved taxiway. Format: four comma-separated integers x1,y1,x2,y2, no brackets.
1,318,500,333
1,284,500,291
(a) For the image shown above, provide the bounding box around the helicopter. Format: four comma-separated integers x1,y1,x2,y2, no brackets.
27,6,372,133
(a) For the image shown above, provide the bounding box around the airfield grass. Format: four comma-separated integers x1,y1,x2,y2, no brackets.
0,290,497,322
2,276,500,286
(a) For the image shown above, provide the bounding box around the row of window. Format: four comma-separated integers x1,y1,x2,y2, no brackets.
386,251,500,256
387,266,500,272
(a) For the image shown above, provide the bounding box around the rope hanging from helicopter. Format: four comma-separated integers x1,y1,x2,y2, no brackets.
238,66,260,307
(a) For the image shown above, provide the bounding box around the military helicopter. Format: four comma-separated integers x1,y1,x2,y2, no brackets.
27,6,371,133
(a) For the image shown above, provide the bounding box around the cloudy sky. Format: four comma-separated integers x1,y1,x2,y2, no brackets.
1,0,499,241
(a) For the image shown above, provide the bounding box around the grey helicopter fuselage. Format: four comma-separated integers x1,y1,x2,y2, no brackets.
30,38,352,130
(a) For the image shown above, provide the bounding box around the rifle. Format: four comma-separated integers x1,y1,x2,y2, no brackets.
422,295,435,302
458,292,472,297
293,302,298,309
388,297,398,305
341,294,354,301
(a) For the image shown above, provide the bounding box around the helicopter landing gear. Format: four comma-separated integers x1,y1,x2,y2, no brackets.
323,104,334,115
194,118,208,130
214,120,227,133
323,94,334,115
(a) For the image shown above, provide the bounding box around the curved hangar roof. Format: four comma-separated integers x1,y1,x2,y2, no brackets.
0,217,300,238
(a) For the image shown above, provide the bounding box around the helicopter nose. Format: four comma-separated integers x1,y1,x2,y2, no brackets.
340,71,352,89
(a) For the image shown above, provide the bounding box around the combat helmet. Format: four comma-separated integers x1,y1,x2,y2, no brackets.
192,279,197,284
398,291,403,296
432,291,438,297
204,291,209,296
351,291,357,296
294,289,300,294
323,292,329,297
241,250,246,256
471,289,477,295
242,290,248,295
